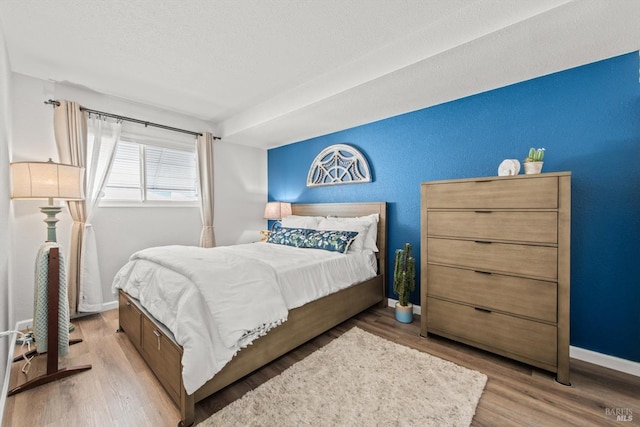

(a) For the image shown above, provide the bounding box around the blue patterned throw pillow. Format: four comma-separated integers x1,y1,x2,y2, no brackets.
303,229,358,254
266,227,309,247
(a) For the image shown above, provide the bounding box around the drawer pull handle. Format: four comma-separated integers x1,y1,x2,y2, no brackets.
153,330,161,350
474,240,492,244
474,307,492,313
474,210,492,214
474,270,492,275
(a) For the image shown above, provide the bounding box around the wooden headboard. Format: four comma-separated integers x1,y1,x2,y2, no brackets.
291,202,387,279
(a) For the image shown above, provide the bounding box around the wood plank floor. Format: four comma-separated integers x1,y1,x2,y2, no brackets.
3,307,639,426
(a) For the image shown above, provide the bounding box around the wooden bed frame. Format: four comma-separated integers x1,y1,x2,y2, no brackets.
117,202,387,426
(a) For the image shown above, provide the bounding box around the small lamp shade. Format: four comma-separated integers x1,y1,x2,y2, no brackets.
263,201,292,220
11,160,85,202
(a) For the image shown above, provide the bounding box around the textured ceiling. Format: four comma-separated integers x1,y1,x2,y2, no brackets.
0,0,638,149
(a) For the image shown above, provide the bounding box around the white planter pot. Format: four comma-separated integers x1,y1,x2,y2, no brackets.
524,161,543,174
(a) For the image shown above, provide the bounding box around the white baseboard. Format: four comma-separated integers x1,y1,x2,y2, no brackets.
101,299,118,312
391,299,639,378
14,299,119,333
15,319,31,332
0,322,19,424
570,346,640,377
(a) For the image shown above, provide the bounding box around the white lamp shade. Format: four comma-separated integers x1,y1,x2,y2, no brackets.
11,161,85,200
263,201,292,220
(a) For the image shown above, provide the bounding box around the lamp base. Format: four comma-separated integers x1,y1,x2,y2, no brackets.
270,220,282,232
40,205,62,243
259,230,271,241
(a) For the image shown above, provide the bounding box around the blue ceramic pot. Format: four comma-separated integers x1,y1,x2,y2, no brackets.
395,303,413,323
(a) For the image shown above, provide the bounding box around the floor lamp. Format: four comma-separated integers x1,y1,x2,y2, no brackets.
8,159,92,396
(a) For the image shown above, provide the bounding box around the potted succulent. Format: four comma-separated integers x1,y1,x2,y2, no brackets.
523,147,545,174
393,242,415,323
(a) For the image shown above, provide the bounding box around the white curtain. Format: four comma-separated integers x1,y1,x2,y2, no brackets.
79,115,121,311
54,100,86,315
54,100,121,313
196,132,215,248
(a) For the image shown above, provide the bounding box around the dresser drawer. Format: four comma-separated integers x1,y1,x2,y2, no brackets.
427,264,557,322
425,176,558,209
428,238,557,280
427,211,558,244
141,317,182,404
118,291,142,350
427,298,557,367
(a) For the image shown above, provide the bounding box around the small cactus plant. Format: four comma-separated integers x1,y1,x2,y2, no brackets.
393,243,415,307
524,147,545,163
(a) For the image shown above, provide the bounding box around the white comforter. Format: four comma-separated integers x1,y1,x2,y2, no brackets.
112,245,288,394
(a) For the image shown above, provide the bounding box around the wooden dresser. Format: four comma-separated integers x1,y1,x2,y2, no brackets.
420,172,570,385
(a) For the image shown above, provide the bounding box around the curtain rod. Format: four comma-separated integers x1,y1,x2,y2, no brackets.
44,99,220,140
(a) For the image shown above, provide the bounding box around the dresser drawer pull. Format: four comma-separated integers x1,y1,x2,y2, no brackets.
474,307,492,313
474,240,492,244
474,210,493,213
474,270,492,275
153,329,161,350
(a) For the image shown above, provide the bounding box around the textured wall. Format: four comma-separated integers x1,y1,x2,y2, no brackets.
268,52,640,362
0,21,12,412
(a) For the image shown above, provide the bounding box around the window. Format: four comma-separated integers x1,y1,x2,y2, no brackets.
101,136,198,205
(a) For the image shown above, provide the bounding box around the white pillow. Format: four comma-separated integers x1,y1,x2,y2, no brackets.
324,214,379,252
317,218,369,253
281,215,323,229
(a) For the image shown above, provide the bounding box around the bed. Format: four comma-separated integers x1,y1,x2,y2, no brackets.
114,202,387,426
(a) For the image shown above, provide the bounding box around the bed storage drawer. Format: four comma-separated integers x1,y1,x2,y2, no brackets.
427,298,557,369
118,291,142,351
141,317,183,404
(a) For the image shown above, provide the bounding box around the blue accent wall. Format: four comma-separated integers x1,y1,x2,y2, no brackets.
268,52,640,362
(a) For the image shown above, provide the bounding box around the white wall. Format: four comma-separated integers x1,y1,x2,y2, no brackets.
0,21,13,416
10,74,267,323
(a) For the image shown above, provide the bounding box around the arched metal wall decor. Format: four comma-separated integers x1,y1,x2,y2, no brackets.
306,144,372,187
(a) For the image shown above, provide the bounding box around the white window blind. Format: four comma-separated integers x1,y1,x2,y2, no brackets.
101,137,198,204
103,141,141,201
145,145,197,201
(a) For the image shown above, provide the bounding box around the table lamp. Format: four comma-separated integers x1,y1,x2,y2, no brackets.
262,201,292,239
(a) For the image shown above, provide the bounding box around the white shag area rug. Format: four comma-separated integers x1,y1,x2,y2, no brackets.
200,327,487,427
